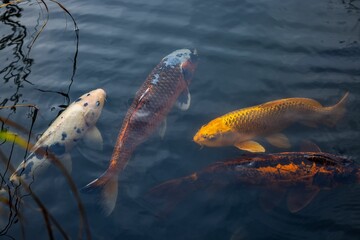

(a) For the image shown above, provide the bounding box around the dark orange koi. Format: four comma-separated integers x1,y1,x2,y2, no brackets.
83,49,198,215
148,152,360,214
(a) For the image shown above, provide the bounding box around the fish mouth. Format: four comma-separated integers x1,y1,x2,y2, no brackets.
89,88,107,105
192,137,204,149
193,135,202,145
96,88,107,101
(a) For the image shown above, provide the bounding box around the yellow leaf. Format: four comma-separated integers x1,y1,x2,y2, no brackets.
0,131,32,150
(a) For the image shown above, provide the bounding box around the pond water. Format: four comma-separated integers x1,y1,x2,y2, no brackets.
1,0,360,239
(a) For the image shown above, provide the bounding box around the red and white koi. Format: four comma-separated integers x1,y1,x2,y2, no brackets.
83,49,198,215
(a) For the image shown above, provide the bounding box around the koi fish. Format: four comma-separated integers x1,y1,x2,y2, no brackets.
82,49,198,215
193,92,349,152
147,151,360,214
10,88,106,186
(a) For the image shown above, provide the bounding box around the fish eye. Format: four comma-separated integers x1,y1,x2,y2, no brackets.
203,134,216,141
208,135,217,141
96,101,100,106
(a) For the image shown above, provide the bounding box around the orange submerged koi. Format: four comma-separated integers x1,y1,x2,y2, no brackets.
148,152,360,214
83,49,198,215
193,93,349,152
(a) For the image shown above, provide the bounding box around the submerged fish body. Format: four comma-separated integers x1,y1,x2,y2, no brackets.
148,152,360,214
193,93,349,152
10,88,106,186
83,49,198,215
202,152,357,187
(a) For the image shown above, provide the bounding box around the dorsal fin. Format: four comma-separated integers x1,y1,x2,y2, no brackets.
300,140,321,152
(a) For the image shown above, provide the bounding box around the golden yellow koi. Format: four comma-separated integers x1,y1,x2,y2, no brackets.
193,92,349,152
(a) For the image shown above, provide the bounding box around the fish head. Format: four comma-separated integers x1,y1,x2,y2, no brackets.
74,88,106,125
193,118,235,147
162,49,198,85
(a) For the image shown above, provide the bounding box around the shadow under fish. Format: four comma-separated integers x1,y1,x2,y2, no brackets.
145,152,360,216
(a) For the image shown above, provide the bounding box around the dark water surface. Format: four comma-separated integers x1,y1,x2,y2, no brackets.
1,0,360,239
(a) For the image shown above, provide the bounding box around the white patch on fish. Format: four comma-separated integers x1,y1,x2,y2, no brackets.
151,74,160,85
134,109,151,119
162,49,192,68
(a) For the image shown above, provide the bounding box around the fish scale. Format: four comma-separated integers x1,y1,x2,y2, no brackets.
115,64,185,155
227,99,321,132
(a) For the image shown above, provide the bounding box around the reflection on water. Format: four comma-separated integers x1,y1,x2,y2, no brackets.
33,0,80,109
0,1,80,111
0,2,81,239
0,4,33,107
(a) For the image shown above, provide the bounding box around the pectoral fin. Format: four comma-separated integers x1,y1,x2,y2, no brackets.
259,187,287,212
176,87,191,111
158,118,167,139
83,126,103,151
286,187,320,213
265,133,291,149
235,140,265,153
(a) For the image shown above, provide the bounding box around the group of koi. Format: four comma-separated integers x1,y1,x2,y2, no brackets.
7,49,359,217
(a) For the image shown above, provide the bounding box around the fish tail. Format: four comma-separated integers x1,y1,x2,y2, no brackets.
322,91,349,127
145,174,198,217
81,170,118,216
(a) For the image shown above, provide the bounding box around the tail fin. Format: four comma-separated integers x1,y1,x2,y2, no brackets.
81,171,118,216
145,174,198,217
323,92,349,127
